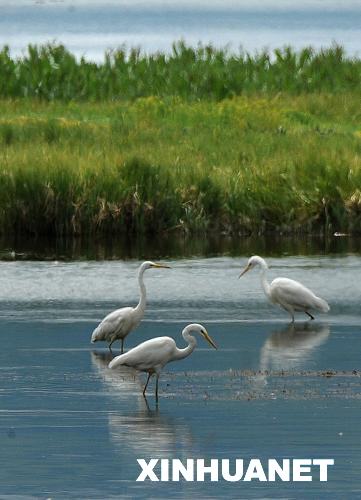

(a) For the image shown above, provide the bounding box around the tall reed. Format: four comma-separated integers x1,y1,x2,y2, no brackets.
0,42,359,101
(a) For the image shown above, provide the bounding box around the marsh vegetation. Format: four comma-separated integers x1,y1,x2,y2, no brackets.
0,44,360,237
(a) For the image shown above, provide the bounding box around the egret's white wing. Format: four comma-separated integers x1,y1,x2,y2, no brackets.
270,277,319,309
91,307,133,342
109,336,177,371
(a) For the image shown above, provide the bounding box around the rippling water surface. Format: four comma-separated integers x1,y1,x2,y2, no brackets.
0,254,360,498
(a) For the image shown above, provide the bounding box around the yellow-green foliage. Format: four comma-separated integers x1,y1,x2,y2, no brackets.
0,93,360,236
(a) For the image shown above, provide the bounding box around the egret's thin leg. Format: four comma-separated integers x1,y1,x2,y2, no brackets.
108,340,115,355
143,394,151,411
143,373,151,396
121,338,124,354
306,311,315,320
284,306,295,323
155,375,159,402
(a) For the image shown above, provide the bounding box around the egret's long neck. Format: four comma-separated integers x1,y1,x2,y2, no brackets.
259,261,271,299
173,328,197,361
134,266,147,314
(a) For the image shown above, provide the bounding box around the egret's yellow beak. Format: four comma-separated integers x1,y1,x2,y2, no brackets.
239,264,251,278
202,329,218,350
151,263,171,269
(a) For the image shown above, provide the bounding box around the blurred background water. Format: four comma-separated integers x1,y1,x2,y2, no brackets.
0,0,360,60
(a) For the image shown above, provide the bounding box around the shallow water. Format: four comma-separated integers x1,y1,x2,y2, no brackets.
0,255,360,498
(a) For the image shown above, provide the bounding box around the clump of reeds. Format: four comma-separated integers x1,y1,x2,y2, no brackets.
0,42,360,101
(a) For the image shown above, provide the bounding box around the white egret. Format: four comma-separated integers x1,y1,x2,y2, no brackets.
91,352,193,458
239,255,330,322
108,323,217,401
91,261,170,353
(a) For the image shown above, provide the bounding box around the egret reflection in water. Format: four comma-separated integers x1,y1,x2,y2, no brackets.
260,322,330,372
91,350,142,398
108,408,194,459
91,351,195,459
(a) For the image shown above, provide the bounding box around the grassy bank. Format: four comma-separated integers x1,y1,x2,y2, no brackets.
0,43,360,101
0,93,360,236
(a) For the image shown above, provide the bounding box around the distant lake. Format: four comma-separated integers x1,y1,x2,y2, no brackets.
0,1,360,60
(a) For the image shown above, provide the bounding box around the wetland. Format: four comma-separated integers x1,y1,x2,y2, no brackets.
0,243,360,498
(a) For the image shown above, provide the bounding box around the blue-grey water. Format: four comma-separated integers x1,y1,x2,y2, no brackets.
0,255,360,498
0,1,360,60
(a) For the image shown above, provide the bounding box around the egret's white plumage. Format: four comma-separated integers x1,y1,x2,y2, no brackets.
108,323,217,400
91,261,170,353
239,255,330,322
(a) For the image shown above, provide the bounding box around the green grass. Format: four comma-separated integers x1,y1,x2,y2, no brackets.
0,92,360,236
0,43,360,101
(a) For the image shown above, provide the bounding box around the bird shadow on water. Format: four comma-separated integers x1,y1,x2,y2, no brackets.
260,322,330,370
91,350,196,459
91,350,143,397
251,322,331,390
